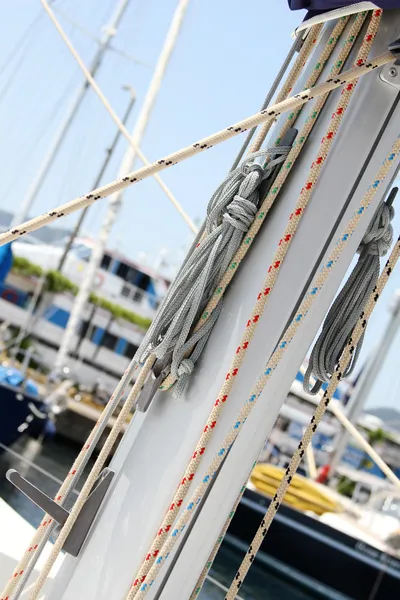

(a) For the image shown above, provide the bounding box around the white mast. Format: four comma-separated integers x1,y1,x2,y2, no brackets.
52,0,191,376
46,13,400,600
10,0,130,228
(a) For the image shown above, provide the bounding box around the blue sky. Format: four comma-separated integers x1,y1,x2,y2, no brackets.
0,1,399,409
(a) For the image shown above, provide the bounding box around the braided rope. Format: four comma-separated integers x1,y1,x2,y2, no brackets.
126,17,360,595
189,485,247,600
274,16,349,147
249,23,324,153
0,45,393,248
131,139,399,600
128,13,385,598
304,199,394,394
160,10,368,392
225,235,400,600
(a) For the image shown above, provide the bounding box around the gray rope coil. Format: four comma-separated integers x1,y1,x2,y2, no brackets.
304,200,394,395
138,147,291,396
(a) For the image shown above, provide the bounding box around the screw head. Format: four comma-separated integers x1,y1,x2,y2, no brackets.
389,66,398,78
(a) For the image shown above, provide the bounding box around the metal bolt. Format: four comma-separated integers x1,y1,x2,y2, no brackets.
389,66,398,78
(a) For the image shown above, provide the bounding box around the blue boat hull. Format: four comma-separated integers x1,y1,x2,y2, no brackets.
227,488,400,599
0,382,49,447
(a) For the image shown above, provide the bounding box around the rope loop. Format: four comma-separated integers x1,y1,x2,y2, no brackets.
304,198,395,395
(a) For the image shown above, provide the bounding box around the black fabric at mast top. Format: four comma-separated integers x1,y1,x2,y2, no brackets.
288,1,400,16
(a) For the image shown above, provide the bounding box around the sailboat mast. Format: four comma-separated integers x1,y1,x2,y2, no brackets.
52,0,190,377
10,0,131,228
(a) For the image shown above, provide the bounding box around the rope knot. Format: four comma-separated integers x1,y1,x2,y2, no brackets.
177,358,194,378
240,161,264,178
358,202,394,257
223,195,258,232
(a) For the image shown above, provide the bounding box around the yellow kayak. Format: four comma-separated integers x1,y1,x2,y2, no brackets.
250,463,343,516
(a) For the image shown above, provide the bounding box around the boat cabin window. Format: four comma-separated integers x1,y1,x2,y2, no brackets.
114,261,152,291
132,289,143,302
101,253,112,271
115,262,140,285
100,331,118,351
80,319,91,339
137,273,150,291
276,416,290,432
124,342,139,359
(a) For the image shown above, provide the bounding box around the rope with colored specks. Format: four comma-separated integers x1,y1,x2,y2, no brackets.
251,18,344,153
132,129,400,600
7,10,376,600
127,11,384,599
244,22,324,156
0,37,394,247
224,234,400,600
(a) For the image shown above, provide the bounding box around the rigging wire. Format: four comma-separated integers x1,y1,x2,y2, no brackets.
0,10,44,79
0,72,79,207
54,92,101,206
229,34,303,171
0,52,31,108
53,6,153,68
40,0,198,234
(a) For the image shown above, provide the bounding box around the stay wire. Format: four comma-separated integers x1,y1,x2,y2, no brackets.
229,34,303,171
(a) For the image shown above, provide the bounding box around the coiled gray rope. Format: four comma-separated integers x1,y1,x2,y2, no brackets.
304,199,395,395
138,147,290,396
